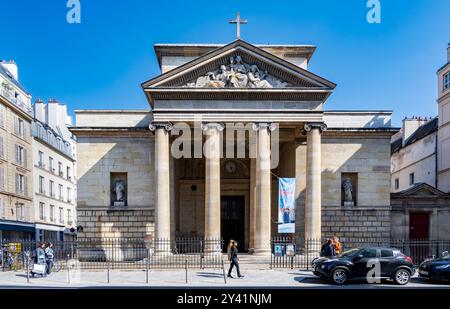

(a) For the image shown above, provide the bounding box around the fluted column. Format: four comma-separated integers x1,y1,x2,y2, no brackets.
149,122,172,252
202,123,223,251
304,123,326,243
253,122,276,255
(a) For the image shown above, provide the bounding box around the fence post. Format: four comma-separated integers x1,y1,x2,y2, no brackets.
146,249,149,284
222,259,227,284
67,254,70,284
185,259,188,284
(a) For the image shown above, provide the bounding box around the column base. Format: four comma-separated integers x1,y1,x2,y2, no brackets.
252,248,272,256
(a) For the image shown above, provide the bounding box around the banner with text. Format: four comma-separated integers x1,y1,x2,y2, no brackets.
278,178,296,234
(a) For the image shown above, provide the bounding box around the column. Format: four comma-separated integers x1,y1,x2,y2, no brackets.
304,123,326,245
202,123,223,252
253,122,276,255
149,123,172,253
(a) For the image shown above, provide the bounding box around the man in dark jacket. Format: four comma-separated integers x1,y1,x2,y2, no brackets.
321,239,335,258
227,241,244,278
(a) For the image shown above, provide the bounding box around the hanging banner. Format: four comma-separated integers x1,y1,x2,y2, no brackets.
278,178,296,233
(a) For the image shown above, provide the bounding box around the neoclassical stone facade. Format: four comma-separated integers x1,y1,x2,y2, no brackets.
71,40,396,253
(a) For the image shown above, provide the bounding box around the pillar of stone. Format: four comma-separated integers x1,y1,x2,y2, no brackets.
149,122,172,253
304,123,326,247
253,123,276,255
202,123,223,252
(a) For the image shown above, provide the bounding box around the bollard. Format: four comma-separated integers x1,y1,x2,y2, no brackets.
146,250,149,284
107,262,110,284
185,259,188,284
25,251,30,283
222,259,227,284
67,254,71,284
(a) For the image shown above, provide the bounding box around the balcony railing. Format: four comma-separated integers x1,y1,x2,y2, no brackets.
0,84,32,115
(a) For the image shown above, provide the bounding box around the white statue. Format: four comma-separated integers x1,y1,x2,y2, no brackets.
114,180,125,202
342,178,354,203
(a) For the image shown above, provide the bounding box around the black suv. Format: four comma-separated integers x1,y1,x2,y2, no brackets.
312,247,415,285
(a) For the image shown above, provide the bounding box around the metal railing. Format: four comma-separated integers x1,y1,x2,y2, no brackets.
0,86,32,115
270,237,450,269
0,237,224,271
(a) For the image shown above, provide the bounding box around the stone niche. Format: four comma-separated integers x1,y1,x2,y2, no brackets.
341,172,358,207
111,172,128,207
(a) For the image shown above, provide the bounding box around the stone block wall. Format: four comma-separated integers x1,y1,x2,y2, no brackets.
322,207,391,240
77,208,155,239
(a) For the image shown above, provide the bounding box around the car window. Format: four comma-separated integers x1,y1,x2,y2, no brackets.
361,248,377,258
381,249,394,257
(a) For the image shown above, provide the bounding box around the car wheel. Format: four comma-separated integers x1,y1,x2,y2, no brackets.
331,268,348,285
394,269,410,285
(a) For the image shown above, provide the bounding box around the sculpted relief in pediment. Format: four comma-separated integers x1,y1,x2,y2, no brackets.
183,55,291,88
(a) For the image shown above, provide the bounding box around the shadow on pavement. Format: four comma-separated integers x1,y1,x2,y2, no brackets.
196,272,224,278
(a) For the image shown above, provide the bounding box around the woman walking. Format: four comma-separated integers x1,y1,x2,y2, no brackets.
227,241,244,279
45,242,55,275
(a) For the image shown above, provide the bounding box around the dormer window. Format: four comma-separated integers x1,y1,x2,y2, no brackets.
445,72,450,90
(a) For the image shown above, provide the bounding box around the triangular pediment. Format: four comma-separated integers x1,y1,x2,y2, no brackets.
394,183,447,197
142,40,336,90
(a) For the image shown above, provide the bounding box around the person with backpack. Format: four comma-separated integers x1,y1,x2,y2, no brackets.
45,242,55,275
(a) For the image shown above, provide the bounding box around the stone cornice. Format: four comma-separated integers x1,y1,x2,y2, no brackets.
69,127,152,138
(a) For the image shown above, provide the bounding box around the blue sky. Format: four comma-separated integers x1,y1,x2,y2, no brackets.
0,0,448,126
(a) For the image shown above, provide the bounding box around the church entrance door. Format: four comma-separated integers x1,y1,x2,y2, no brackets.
220,196,246,253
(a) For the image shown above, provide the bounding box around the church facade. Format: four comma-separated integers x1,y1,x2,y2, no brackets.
71,40,395,254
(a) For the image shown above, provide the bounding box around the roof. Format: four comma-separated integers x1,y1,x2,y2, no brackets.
0,63,28,94
391,117,438,154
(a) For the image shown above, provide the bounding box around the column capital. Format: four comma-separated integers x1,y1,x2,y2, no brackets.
149,122,173,132
252,122,277,132
201,122,224,132
304,122,327,133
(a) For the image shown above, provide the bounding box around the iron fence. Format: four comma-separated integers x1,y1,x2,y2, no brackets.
1,237,224,271
270,237,450,269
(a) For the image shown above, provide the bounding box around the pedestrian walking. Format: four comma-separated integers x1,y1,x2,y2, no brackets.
332,236,342,255
226,239,234,262
45,242,55,275
31,243,47,277
227,241,244,278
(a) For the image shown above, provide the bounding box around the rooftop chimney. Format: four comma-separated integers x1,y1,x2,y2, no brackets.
402,117,428,145
1,60,18,81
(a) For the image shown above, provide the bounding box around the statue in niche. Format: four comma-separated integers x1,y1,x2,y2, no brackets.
113,180,126,205
342,178,354,206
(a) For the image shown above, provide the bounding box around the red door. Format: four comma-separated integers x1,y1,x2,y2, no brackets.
409,213,429,240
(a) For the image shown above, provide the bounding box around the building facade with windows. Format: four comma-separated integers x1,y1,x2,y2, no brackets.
0,60,34,239
391,44,450,241
32,100,77,241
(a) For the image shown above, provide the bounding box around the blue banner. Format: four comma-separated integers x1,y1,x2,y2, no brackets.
278,178,296,234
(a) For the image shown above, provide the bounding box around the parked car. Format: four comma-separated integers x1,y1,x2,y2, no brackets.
418,251,450,282
312,247,415,285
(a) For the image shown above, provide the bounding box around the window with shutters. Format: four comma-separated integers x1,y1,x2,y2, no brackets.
58,161,63,177
15,117,25,138
0,198,4,219
0,105,5,129
49,180,55,197
67,209,73,225
0,135,4,159
59,184,63,200
59,207,64,224
15,173,27,196
50,205,55,222
67,187,72,203
49,156,54,173
0,165,4,191
39,202,45,220
38,151,44,168
15,144,26,167
39,176,45,194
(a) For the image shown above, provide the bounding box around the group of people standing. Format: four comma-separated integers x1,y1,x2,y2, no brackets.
31,242,55,277
320,236,342,257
